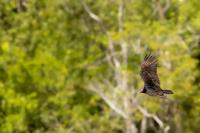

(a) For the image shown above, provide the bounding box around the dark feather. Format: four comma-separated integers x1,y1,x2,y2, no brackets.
140,54,160,91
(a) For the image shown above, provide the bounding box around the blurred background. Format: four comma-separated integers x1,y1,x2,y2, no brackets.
0,0,200,133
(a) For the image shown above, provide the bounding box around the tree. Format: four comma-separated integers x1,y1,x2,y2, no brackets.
0,0,199,132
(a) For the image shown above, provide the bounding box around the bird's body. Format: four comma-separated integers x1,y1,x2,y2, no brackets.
140,54,173,97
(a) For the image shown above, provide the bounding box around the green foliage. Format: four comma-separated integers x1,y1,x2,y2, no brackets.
0,0,199,132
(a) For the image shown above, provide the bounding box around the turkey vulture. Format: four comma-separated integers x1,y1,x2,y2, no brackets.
140,54,173,96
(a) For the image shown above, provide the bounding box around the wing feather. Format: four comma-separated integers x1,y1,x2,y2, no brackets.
140,54,160,88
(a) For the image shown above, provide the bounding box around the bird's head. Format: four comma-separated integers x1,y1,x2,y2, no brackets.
140,88,146,93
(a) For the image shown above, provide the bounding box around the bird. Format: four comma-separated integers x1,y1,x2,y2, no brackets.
140,54,173,97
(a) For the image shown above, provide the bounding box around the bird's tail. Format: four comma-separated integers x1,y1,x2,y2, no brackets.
162,89,173,94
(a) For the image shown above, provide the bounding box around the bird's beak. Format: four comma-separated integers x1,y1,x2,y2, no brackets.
140,88,145,93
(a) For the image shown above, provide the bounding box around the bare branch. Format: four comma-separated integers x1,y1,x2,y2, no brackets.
137,106,164,128
152,0,170,19
118,0,125,32
163,0,170,13
108,37,121,69
118,0,128,66
81,1,101,23
81,0,108,34
17,0,27,11
126,119,138,133
81,0,121,71
89,82,129,119
140,116,147,133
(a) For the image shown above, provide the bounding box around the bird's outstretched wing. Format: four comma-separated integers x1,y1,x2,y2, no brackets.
140,54,160,88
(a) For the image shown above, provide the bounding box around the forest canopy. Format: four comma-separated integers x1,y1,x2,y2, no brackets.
0,0,200,133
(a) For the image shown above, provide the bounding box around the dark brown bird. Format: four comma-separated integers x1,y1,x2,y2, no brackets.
140,54,173,97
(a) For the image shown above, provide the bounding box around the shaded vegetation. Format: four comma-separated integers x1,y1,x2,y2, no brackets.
0,0,200,132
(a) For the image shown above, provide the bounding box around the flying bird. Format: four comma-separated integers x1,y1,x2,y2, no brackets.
140,54,173,97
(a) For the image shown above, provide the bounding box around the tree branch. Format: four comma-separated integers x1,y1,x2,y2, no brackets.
118,0,125,32
137,106,164,128
140,116,147,133
81,1,101,23
137,105,170,132
89,82,129,119
17,0,27,11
